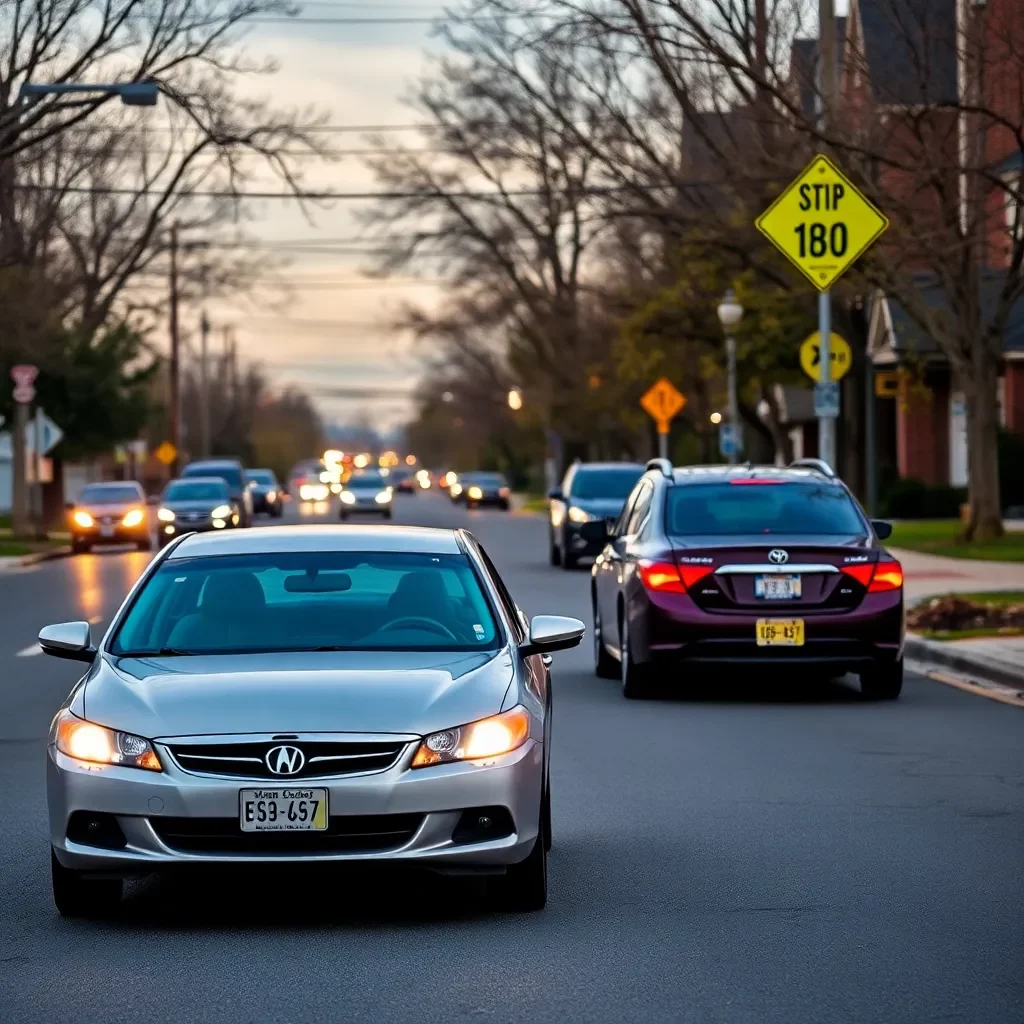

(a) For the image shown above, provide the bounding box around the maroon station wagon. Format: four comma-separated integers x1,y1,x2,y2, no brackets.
586,459,905,700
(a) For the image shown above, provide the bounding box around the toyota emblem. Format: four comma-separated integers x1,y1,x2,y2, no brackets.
265,744,305,776
768,549,789,565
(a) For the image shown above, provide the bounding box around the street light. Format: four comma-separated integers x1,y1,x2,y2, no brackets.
508,388,523,411
6,79,160,540
709,411,723,425
716,289,744,465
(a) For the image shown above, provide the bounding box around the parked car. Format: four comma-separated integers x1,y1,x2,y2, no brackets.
156,477,238,543
548,461,645,570
67,481,151,554
245,469,284,517
587,458,905,700
339,468,394,519
180,458,253,527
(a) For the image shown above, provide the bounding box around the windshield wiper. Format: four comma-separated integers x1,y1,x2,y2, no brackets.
115,647,198,658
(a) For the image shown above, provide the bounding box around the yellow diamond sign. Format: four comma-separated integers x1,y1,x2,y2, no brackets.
756,154,889,291
154,441,177,466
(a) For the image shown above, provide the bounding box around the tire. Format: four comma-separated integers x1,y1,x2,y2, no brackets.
71,538,90,555
549,535,562,567
860,659,904,700
562,550,578,571
492,817,548,912
542,778,552,853
620,618,655,699
51,849,121,918
136,536,153,552
382,509,393,520
592,602,619,679
339,511,349,522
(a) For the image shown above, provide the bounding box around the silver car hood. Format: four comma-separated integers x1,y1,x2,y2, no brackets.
82,649,516,739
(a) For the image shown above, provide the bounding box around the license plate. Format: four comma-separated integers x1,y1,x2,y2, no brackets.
99,524,114,538
239,788,328,832
755,574,801,600
756,619,805,646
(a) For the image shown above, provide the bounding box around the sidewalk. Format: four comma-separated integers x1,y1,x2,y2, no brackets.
894,547,1024,698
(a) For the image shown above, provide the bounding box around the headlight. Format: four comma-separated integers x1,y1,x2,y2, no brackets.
340,490,356,505
54,710,162,772
266,490,277,502
211,504,233,519
375,490,392,504
499,487,511,497
450,483,463,496
467,486,483,500
157,507,176,523
122,508,145,528
411,707,531,768
567,505,593,524
72,510,94,529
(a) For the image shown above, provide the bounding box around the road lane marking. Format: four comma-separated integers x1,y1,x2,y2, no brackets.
915,665,1024,708
16,643,41,657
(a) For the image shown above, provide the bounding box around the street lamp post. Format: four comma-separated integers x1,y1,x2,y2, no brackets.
717,289,744,465
4,79,160,538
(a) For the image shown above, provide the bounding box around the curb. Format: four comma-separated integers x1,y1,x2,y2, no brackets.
904,633,1024,694
19,546,72,566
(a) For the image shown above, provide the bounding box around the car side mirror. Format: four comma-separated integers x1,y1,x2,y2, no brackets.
520,615,585,657
548,489,563,501
871,519,893,540
578,519,610,544
38,621,96,663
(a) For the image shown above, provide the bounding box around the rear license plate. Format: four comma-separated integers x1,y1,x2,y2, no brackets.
756,619,805,646
99,524,114,538
755,574,801,600
239,788,328,832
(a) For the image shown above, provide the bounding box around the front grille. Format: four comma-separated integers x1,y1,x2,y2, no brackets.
151,814,423,854
168,739,407,780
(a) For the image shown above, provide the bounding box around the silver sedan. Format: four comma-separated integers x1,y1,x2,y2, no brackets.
42,525,583,916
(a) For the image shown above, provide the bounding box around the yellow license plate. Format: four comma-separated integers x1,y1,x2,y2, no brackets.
756,619,805,646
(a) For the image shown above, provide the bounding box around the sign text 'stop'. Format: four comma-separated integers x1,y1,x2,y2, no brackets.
756,155,889,291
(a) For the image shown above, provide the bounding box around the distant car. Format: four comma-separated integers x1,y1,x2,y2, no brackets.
156,477,238,544
339,468,394,520
459,473,511,510
181,459,253,527
548,461,645,569
390,468,417,494
289,461,331,502
245,469,284,517
67,481,151,554
587,459,905,700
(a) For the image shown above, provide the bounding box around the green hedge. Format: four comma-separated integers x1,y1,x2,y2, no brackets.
880,478,967,519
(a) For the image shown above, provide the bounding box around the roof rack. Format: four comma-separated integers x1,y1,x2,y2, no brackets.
789,457,836,479
646,458,673,478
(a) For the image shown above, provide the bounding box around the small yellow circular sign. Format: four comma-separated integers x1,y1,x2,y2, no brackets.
799,332,852,382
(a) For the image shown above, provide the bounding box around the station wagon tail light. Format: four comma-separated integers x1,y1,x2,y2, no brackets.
54,710,162,771
841,560,903,592
638,560,712,594
411,707,530,768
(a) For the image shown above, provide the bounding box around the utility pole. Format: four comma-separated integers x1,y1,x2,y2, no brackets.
168,222,181,476
199,309,210,458
817,0,838,470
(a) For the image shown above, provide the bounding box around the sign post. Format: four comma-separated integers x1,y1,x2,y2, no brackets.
9,365,39,538
756,155,889,470
640,379,687,461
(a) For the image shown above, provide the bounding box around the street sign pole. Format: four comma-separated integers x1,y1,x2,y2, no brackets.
818,290,835,469
11,402,29,536
726,335,740,465
658,429,669,461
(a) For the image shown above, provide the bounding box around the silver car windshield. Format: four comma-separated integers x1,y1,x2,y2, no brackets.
111,551,501,655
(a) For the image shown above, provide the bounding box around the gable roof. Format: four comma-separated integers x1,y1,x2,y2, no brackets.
854,0,958,106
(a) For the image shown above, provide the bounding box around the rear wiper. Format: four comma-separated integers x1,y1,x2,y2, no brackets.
116,648,197,658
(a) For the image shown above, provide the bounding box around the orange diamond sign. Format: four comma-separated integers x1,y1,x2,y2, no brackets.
640,378,686,434
154,441,177,466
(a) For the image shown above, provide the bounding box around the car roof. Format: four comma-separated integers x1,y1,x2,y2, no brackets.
185,458,243,468
668,464,844,485
81,480,142,489
167,476,228,487
573,461,645,471
166,524,463,559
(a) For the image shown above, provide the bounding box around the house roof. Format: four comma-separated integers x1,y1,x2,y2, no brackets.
856,0,958,106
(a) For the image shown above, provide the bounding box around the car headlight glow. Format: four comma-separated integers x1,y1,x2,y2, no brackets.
157,507,176,523
72,510,94,529
411,706,531,768
340,490,356,505
266,490,277,502
450,483,463,496
467,486,483,500
121,508,145,528
499,486,511,498
568,505,593,524
55,710,162,771
211,504,233,519
375,490,392,504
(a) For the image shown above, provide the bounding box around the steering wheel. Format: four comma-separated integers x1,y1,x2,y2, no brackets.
377,616,458,640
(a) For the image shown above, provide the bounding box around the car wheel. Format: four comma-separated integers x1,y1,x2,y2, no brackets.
542,777,552,853
592,602,619,679
493,815,548,912
860,659,903,700
136,537,153,552
549,534,562,567
382,509,393,520
620,619,654,699
51,849,121,918
70,538,90,555
339,511,349,522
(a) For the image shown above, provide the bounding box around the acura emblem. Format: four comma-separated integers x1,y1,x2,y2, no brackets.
266,744,305,776
768,549,789,565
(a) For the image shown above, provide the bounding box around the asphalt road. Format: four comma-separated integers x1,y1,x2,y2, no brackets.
1,494,1022,1024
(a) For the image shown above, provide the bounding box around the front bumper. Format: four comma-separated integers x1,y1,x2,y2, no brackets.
341,500,391,514
72,522,149,544
48,738,541,874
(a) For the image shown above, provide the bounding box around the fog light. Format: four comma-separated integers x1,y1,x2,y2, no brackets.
213,519,226,529
164,525,175,535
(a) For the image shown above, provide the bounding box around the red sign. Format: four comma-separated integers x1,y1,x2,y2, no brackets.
11,364,38,405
